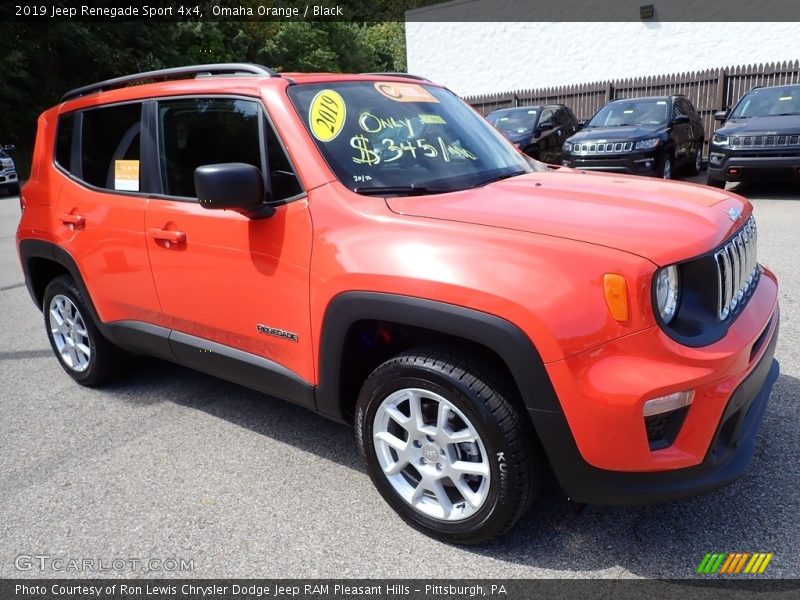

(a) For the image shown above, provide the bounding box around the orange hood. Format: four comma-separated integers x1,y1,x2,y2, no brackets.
386,170,750,266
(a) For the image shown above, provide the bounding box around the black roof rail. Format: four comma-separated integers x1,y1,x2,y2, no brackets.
360,72,430,81
61,63,279,102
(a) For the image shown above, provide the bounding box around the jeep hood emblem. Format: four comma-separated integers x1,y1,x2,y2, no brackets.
727,207,742,222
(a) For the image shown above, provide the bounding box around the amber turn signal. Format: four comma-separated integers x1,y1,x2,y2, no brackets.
603,274,629,322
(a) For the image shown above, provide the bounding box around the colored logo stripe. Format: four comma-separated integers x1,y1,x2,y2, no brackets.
698,552,773,574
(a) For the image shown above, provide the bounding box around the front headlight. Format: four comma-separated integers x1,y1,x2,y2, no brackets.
563,142,573,152
634,138,661,150
712,134,729,146
654,265,680,324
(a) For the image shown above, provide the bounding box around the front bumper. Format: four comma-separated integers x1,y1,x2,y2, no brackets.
562,149,661,175
535,266,780,505
0,164,17,188
708,149,800,182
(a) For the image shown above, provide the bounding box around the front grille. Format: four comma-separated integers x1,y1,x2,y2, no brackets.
714,216,758,321
729,134,800,149
571,141,633,155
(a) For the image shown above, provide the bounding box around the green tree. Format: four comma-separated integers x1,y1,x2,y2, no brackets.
0,20,408,176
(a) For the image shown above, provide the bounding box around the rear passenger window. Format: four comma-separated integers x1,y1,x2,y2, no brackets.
158,98,261,198
81,103,142,191
55,113,75,172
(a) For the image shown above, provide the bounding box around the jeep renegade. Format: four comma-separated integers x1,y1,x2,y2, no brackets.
17,64,780,544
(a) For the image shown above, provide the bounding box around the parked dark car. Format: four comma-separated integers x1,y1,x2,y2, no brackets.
486,105,578,164
707,84,800,188
562,96,704,179
0,144,19,195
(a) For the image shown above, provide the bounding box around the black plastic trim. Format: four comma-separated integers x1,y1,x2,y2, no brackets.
61,63,278,102
169,330,314,409
541,310,779,505
315,292,563,423
18,239,109,335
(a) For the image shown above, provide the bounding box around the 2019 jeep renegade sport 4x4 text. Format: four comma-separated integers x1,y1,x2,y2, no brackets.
17,64,780,544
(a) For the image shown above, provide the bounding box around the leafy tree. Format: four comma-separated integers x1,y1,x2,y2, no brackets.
0,19,408,176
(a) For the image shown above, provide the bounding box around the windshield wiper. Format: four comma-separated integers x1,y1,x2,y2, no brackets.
470,170,527,188
353,184,452,196
777,112,800,116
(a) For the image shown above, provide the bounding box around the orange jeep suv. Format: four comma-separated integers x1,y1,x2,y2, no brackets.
17,64,780,544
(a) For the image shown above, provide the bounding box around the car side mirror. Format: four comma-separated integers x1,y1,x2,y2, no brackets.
194,163,274,219
576,120,587,131
714,110,729,122
672,114,690,125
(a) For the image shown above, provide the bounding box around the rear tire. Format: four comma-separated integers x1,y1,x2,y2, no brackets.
355,348,540,544
689,144,703,175
43,275,130,386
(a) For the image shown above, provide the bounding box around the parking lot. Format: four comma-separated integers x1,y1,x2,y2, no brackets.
0,174,798,579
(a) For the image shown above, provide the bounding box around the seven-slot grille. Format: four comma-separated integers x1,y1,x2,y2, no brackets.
714,216,758,321
571,141,633,155
729,134,800,149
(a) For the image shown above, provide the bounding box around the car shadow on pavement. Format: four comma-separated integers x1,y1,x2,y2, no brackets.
102,358,799,578
730,181,800,201
104,356,364,472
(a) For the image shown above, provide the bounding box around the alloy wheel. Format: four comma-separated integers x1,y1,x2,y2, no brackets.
373,388,491,521
49,294,91,372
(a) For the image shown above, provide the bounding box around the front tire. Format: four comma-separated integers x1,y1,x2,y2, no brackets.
43,275,130,386
355,348,540,544
659,152,674,179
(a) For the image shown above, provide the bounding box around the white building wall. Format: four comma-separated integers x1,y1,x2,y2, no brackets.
406,20,800,97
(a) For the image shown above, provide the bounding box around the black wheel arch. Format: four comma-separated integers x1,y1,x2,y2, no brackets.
315,292,563,422
18,239,108,336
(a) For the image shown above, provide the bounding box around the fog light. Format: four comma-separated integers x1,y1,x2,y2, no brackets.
710,152,724,165
643,390,694,417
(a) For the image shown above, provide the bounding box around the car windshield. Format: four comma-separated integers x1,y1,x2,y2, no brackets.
288,81,531,194
730,86,800,118
587,99,669,127
486,108,540,135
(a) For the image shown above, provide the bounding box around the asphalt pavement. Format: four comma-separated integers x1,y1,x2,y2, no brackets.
0,173,798,579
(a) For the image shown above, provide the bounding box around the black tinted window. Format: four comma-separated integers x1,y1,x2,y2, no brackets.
158,98,261,198
264,120,302,200
81,103,142,190
55,113,75,172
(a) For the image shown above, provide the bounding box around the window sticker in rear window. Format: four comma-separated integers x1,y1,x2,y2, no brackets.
114,160,139,191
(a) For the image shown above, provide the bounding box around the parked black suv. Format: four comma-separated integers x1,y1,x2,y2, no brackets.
562,96,704,179
707,84,800,188
486,105,578,164
0,144,19,195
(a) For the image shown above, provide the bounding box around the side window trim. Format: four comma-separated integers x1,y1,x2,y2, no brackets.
149,94,305,205
141,101,161,195
257,107,272,200
54,101,151,198
71,112,83,178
